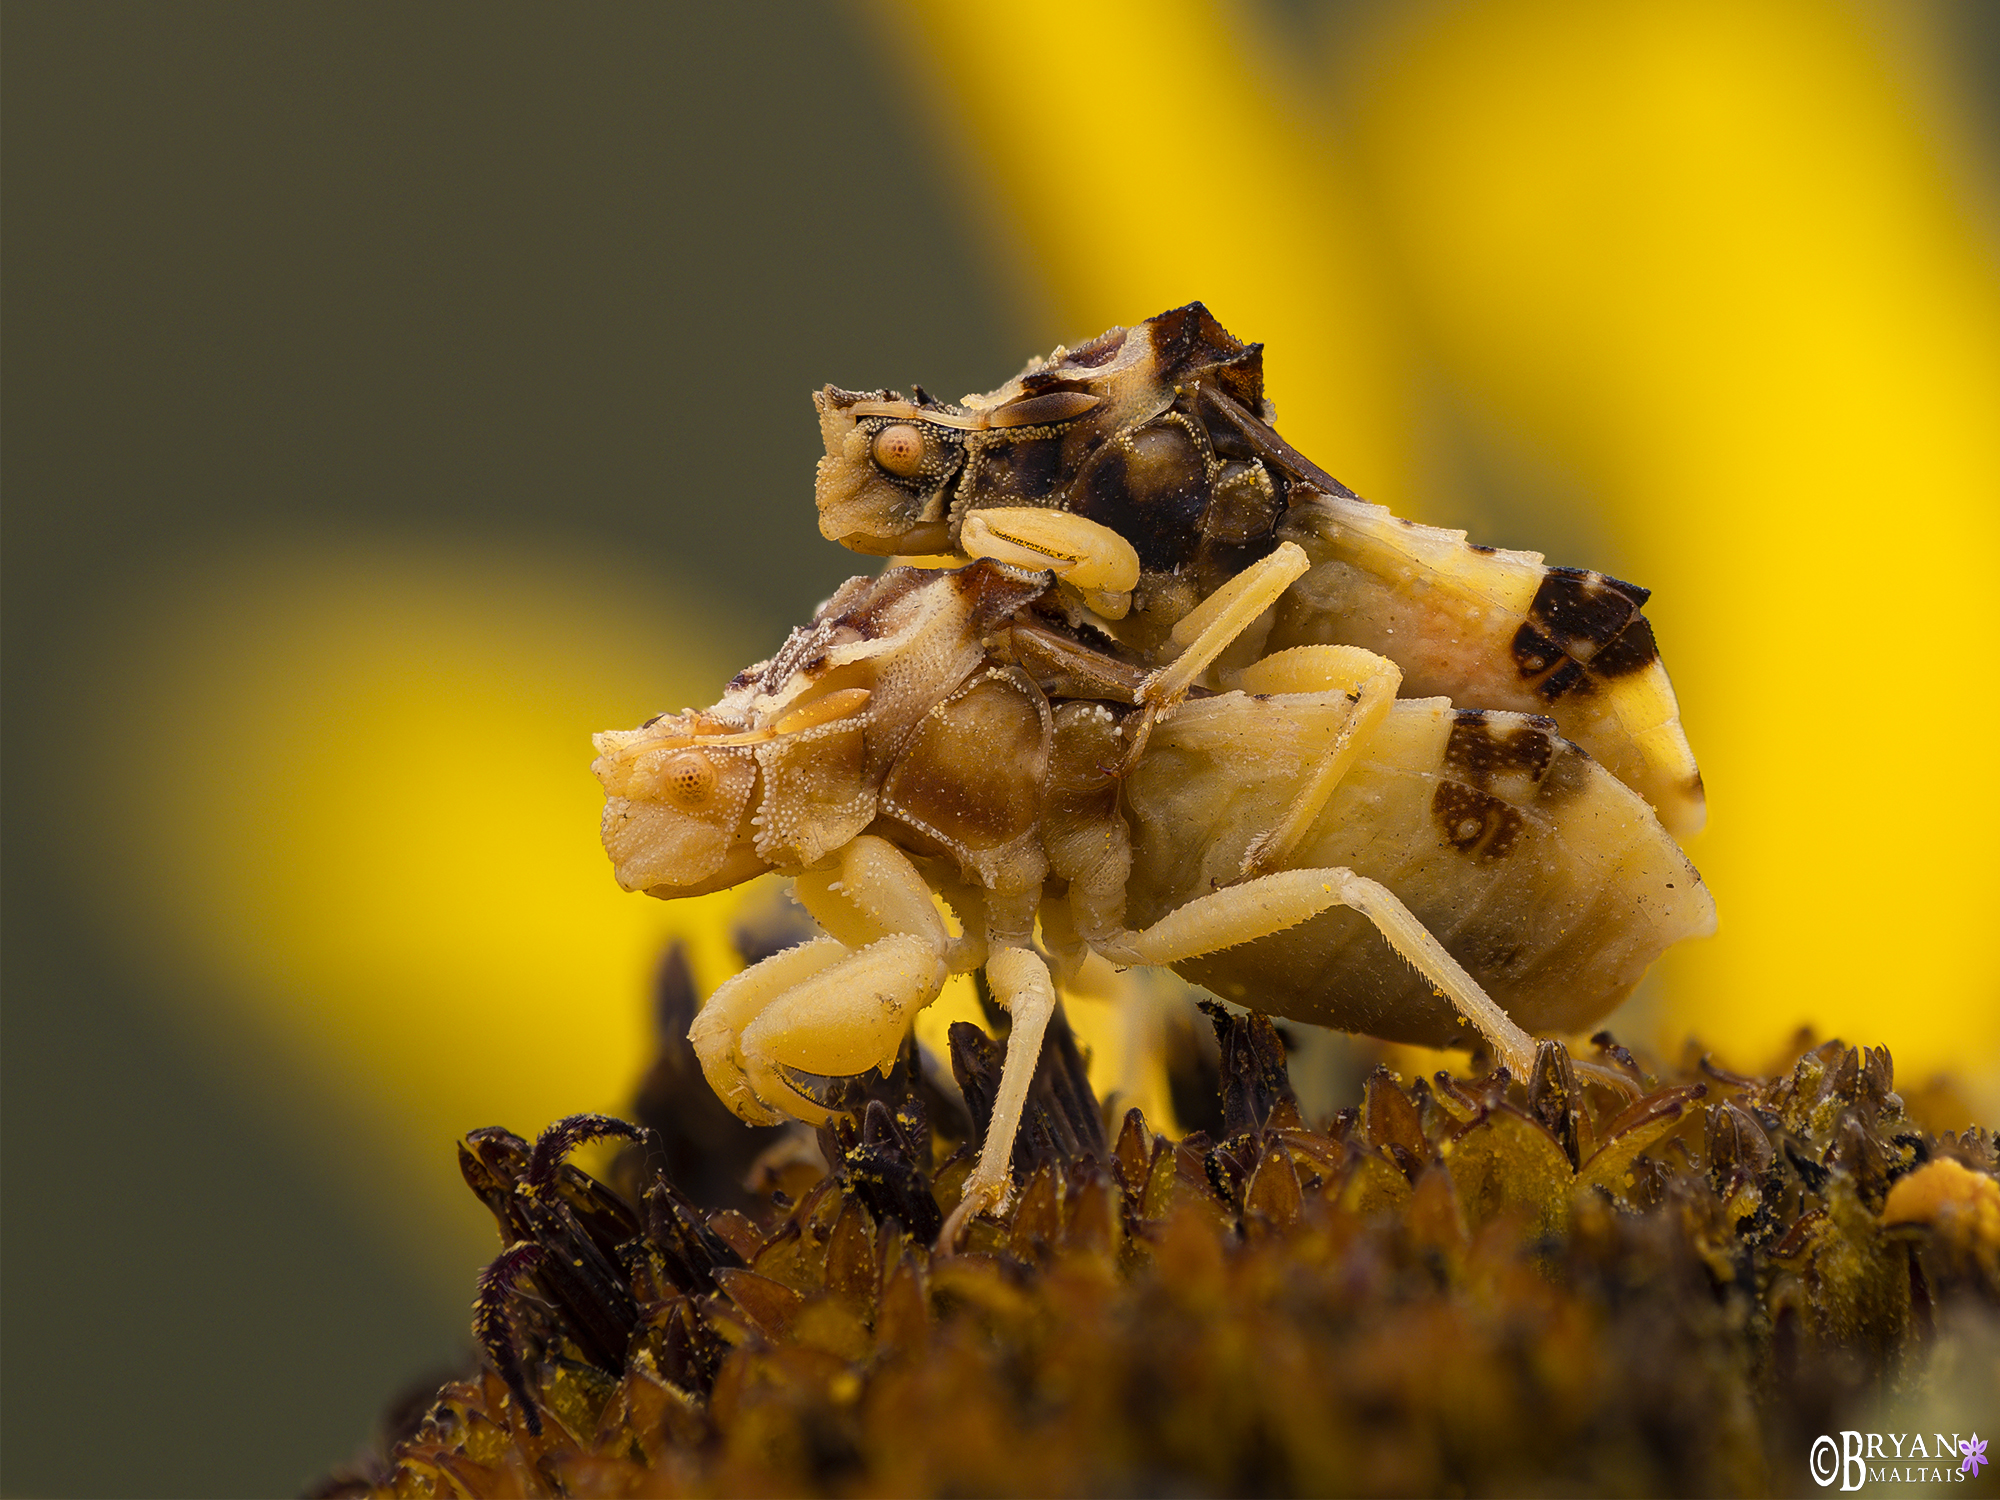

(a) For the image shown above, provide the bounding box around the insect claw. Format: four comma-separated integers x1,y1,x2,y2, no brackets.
772,1062,854,1112
1113,704,1157,776
936,1178,1008,1255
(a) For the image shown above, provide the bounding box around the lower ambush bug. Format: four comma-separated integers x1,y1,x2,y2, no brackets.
593,560,1714,1241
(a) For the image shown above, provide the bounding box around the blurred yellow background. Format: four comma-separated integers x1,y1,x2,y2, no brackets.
6,3,1997,1493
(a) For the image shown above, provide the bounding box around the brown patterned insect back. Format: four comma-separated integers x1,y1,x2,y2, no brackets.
815,309,1273,620
814,303,1705,837
595,562,1052,894
594,557,1713,1244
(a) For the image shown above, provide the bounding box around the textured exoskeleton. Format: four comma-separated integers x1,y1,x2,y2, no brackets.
814,303,1705,837
594,562,1714,1242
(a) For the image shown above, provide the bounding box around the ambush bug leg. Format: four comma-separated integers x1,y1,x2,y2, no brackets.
938,944,1058,1252
792,836,950,954
1571,1055,1644,1098
1110,702,1157,777
736,933,947,1095
1080,587,1132,620
695,933,952,1125
1140,541,1311,709
959,510,1140,619
689,936,852,1124
1099,866,1538,1079
691,838,958,1127
1230,644,1403,876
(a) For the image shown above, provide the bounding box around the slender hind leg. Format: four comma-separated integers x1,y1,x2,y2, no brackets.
941,867,1541,1250
1096,866,1539,1079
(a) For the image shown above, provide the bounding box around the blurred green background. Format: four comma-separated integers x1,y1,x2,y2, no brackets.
5,3,1998,1494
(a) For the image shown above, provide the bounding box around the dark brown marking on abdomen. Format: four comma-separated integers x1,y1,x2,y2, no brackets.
1433,782,1526,859
1535,659,1593,702
1586,613,1661,679
1534,743,1595,806
1444,712,1556,790
1512,622,1561,678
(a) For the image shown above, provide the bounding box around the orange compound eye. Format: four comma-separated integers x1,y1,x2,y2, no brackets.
661,750,717,811
871,422,927,479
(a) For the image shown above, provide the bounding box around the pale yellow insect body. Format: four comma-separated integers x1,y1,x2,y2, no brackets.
593,561,1713,1243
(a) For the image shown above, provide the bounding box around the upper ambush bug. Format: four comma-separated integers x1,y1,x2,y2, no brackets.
814,303,1705,839
593,558,1713,1241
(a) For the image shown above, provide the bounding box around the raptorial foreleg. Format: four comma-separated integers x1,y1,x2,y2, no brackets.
689,835,957,1127
960,509,1142,619
689,933,950,1126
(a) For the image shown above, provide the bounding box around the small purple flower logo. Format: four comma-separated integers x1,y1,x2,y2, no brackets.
1963,1434,1988,1478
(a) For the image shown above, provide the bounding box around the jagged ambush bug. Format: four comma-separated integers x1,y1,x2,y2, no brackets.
593,561,1713,1241
814,303,1706,837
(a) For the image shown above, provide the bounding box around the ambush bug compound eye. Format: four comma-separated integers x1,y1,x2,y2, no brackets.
871,423,926,478
662,751,717,810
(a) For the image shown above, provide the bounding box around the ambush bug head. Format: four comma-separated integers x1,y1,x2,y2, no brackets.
812,305,1265,565
812,383,1115,560
592,710,769,897
813,385,967,557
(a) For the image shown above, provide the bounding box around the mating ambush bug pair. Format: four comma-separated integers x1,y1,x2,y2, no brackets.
594,303,1714,1241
